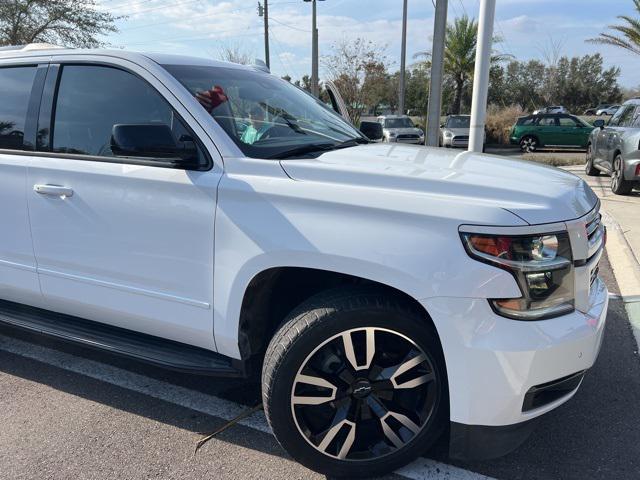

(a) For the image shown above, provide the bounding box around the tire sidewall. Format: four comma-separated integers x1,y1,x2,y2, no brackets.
264,304,447,478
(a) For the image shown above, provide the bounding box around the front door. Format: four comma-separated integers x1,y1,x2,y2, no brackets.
26,63,220,350
557,116,589,147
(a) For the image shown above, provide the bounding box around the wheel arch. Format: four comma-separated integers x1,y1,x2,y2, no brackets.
236,266,443,363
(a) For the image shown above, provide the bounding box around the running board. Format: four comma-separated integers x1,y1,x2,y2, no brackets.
0,299,245,377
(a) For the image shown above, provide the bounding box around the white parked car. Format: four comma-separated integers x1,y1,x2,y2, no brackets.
0,46,608,478
596,105,620,116
377,115,425,144
533,106,568,115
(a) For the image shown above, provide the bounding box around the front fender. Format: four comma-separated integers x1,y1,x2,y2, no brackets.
212,159,523,358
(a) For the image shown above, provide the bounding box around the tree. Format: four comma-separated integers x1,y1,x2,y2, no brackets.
218,44,253,65
0,0,118,48
588,0,640,55
489,54,622,113
323,38,390,124
415,15,509,114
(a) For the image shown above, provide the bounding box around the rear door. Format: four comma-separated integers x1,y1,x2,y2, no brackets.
535,115,560,146
26,61,222,350
0,63,43,305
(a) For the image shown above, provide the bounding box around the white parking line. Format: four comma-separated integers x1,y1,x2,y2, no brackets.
0,334,492,480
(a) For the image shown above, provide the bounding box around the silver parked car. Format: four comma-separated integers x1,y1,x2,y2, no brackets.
377,115,424,144
586,99,640,195
440,115,486,148
596,105,620,116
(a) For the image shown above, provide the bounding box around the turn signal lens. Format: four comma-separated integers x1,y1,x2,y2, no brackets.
461,232,574,320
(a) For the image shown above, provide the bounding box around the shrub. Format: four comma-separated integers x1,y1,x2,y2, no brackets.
485,105,525,145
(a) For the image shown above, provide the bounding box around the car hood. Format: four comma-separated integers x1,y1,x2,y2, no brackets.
280,144,597,225
442,127,470,136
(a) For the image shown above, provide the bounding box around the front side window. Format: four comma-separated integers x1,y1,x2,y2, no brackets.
558,117,579,127
162,64,365,159
51,65,206,168
608,105,631,126
0,66,37,150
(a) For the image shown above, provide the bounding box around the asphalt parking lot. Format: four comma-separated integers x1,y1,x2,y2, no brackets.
1,252,639,480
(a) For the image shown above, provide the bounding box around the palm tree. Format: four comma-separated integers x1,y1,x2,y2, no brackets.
415,15,509,114
587,0,640,55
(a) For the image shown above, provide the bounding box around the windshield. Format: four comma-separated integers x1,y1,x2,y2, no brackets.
383,117,414,128
162,64,365,159
446,116,470,128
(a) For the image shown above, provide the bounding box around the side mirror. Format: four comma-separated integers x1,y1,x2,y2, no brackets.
111,124,198,163
593,119,605,129
359,121,383,141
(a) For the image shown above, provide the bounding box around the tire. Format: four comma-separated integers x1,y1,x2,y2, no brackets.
520,135,538,153
611,154,634,195
262,287,447,478
585,143,599,176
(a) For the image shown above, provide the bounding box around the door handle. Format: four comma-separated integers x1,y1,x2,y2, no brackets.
33,184,74,198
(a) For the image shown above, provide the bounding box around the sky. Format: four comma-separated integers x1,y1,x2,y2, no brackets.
98,0,640,87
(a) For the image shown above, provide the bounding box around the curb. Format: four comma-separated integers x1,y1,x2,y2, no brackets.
601,211,640,353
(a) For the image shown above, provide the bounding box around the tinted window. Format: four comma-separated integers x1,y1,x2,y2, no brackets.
516,117,535,126
608,105,629,126
617,105,637,127
558,117,578,127
385,117,414,128
537,117,557,127
0,66,37,150
52,65,205,167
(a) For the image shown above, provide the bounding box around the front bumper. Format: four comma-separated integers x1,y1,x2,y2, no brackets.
422,276,608,459
442,136,469,148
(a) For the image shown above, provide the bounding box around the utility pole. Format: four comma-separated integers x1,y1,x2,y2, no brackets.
257,1,270,69
425,0,447,146
303,0,322,96
468,0,495,152
398,0,408,115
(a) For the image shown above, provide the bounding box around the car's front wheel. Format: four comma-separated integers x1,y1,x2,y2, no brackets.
520,135,538,153
611,154,634,195
585,143,599,176
262,287,447,478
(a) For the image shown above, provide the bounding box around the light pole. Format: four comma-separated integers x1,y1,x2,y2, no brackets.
303,0,324,96
257,1,270,69
398,0,408,115
468,0,496,152
425,0,447,146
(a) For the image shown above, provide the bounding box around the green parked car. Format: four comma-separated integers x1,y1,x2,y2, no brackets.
510,114,594,152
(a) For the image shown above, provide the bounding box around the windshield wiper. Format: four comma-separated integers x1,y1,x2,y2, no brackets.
268,143,338,159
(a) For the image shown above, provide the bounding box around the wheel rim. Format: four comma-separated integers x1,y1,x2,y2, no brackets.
290,327,438,461
612,156,621,190
521,137,536,152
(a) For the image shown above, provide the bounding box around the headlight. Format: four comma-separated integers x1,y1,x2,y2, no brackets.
461,232,574,320
444,131,453,138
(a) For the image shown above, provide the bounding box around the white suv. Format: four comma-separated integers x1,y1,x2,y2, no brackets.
0,47,608,477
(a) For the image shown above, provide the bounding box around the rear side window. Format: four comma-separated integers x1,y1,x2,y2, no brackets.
0,66,37,150
51,65,208,168
516,117,535,126
537,117,557,127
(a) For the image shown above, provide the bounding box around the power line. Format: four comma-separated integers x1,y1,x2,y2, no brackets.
269,16,310,32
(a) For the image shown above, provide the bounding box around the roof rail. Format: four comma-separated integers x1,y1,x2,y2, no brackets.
0,43,66,55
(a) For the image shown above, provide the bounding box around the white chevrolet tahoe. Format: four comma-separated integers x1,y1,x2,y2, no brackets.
0,46,608,478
